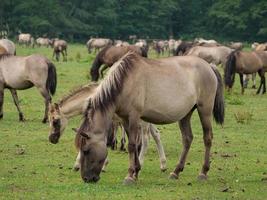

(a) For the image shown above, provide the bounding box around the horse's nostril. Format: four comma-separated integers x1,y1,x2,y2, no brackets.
49,134,59,144
83,177,90,183
93,176,100,182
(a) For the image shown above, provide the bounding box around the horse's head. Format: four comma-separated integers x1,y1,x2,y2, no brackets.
48,103,67,144
75,109,108,183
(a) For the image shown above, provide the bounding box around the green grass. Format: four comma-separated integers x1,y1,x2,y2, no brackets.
0,45,266,200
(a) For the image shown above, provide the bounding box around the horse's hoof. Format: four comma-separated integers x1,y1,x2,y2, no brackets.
73,166,80,172
42,118,48,123
123,177,136,185
169,172,178,180
198,173,208,181
161,167,167,172
252,86,256,89
0,114,3,119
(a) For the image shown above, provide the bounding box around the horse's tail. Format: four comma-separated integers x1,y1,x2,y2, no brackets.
211,65,225,125
46,61,57,95
224,50,238,88
140,46,148,57
90,45,111,81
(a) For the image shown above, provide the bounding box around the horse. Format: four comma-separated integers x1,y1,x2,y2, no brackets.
75,52,224,184
174,41,195,56
48,83,167,171
114,40,130,47
229,42,243,50
36,37,51,47
90,45,147,82
86,38,112,53
0,39,16,55
224,50,267,94
168,39,181,56
152,40,165,57
195,38,218,45
186,46,233,66
18,33,34,47
52,40,68,62
0,54,57,122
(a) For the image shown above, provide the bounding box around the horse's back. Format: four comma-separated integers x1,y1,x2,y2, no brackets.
120,55,217,123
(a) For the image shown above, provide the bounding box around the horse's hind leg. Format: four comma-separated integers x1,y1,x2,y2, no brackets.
252,73,256,89
38,87,51,123
9,89,25,121
149,124,167,172
197,107,213,180
0,85,4,119
138,124,149,167
239,73,244,94
169,111,193,180
257,70,264,94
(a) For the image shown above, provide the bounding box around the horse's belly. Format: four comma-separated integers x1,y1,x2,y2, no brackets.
5,80,33,90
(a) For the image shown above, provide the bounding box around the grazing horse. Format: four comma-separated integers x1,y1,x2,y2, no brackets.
0,54,57,122
225,50,267,94
0,39,16,55
186,46,233,66
75,52,224,184
90,45,147,81
52,40,68,61
174,41,195,56
36,37,51,47
48,83,166,171
86,38,112,53
153,40,165,56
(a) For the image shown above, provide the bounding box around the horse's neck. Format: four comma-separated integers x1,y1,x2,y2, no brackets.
59,97,86,119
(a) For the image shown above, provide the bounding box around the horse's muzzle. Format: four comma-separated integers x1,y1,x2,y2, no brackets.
83,176,100,183
49,133,60,144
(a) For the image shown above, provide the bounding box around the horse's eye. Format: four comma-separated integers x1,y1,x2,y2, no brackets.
83,150,90,155
53,119,60,127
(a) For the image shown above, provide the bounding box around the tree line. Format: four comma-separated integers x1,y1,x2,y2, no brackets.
0,0,267,42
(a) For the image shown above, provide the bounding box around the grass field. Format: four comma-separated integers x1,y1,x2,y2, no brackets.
0,44,266,200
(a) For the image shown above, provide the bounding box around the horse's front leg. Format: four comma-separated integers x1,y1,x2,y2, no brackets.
9,89,25,121
123,119,141,185
0,85,4,119
100,65,109,78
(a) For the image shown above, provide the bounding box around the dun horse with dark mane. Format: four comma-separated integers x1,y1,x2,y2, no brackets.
90,45,147,81
224,50,267,94
76,52,224,184
0,54,57,122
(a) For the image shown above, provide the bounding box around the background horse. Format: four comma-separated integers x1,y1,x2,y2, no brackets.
229,42,243,50
48,83,166,171
90,45,147,81
52,39,68,61
186,46,233,66
18,33,34,47
0,39,16,55
36,37,51,47
86,38,112,53
76,52,224,184
0,54,57,122
225,50,267,94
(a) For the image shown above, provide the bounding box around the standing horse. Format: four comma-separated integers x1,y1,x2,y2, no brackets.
75,52,224,184
224,50,267,94
0,54,57,122
86,38,112,53
48,83,166,171
18,33,34,47
0,39,16,55
52,40,68,62
90,45,147,81
186,46,233,66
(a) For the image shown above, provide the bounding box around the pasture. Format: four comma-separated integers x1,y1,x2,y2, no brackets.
0,44,266,199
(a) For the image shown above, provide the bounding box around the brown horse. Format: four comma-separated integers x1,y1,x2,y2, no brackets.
90,45,147,81
75,52,224,184
0,54,57,122
224,50,267,94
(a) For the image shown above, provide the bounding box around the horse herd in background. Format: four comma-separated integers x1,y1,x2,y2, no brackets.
0,33,267,184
